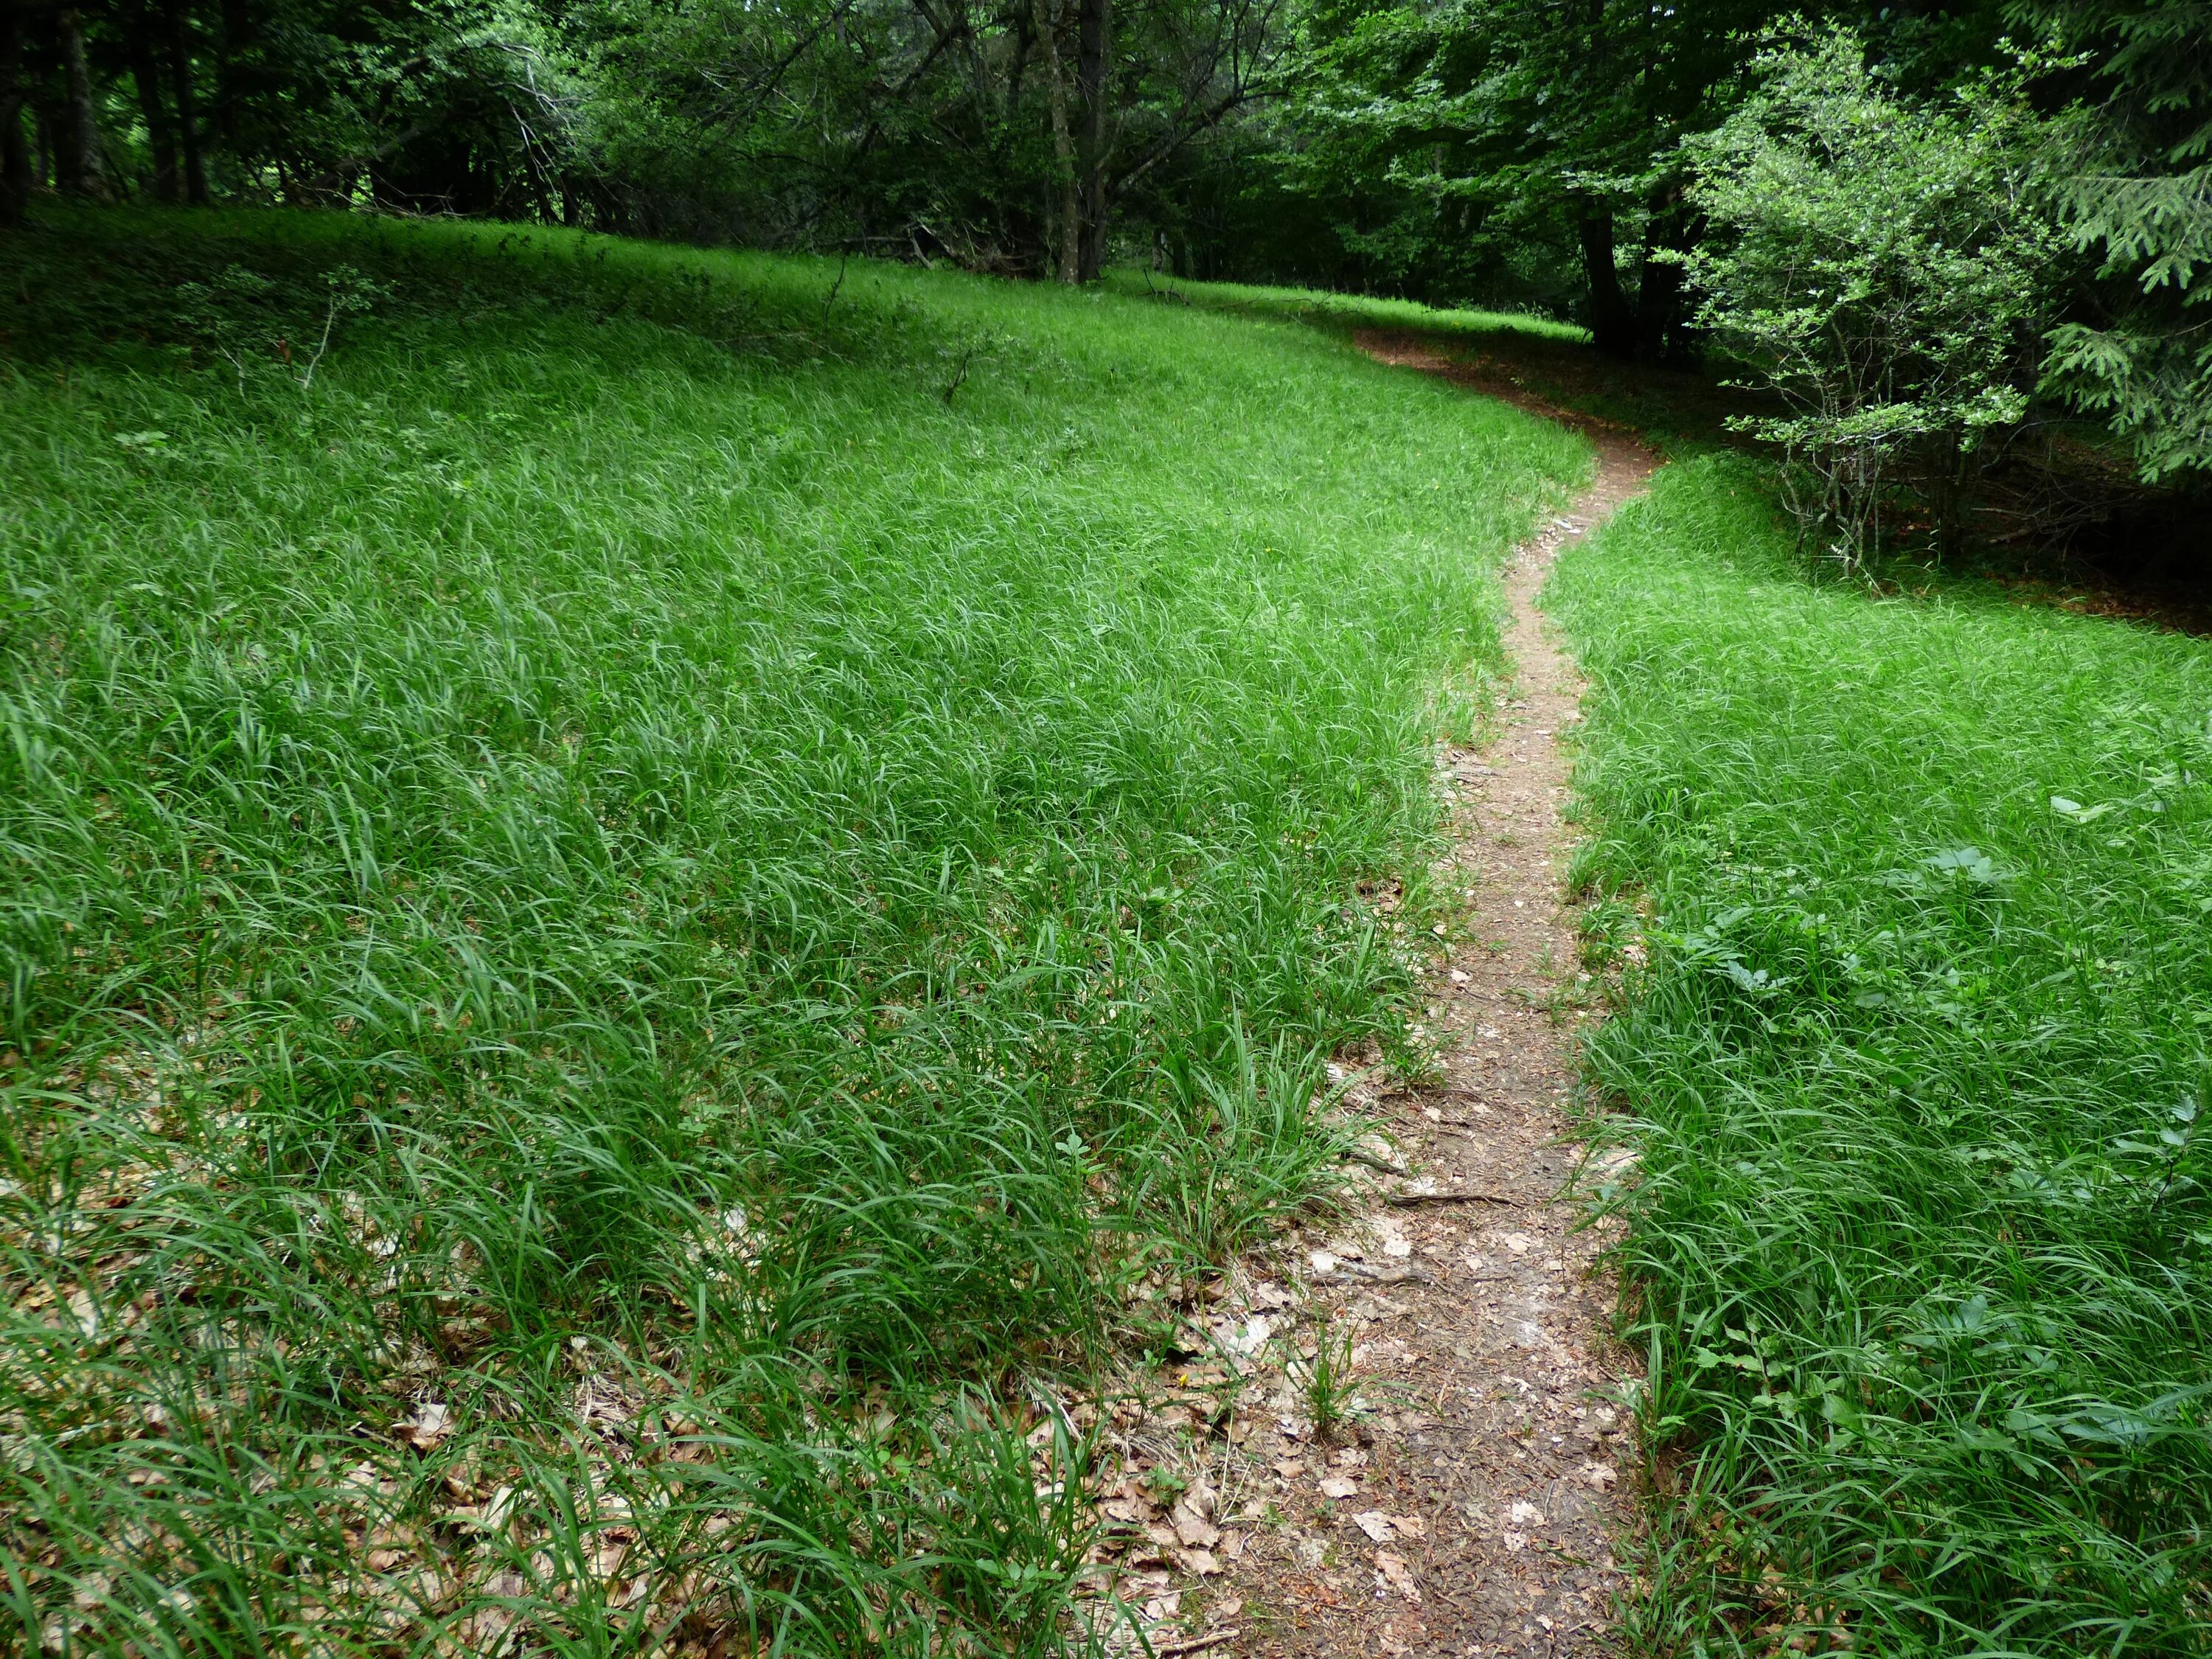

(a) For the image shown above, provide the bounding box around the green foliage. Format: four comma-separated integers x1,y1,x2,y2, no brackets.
1552,453,2212,1655
2025,0,2212,480
0,207,1582,1652
1680,29,2062,569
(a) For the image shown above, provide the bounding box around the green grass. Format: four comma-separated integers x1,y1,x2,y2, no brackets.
1553,454,2212,1655
1101,267,1590,346
0,209,1585,1654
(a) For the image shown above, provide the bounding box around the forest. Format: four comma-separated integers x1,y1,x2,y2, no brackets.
1,0,2209,1655
5,0,2209,498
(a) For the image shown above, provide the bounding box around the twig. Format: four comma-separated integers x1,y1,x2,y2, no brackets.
1385,1189,1520,1208
296,293,341,392
1339,1147,1408,1177
821,251,849,327
1342,1262,1431,1285
1152,1631,1239,1658
941,345,974,403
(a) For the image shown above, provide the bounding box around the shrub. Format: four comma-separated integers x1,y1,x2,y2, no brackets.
1678,27,2063,571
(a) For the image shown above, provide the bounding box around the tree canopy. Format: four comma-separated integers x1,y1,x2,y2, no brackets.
4,0,2208,481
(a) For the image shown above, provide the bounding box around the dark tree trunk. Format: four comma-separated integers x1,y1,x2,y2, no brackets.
57,7,110,198
1636,191,1700,363
215,0,243,150
1577,212,1635,360
0,7,28,228
1636,241,1685,361
166,1,206,204
1074,0,1110,281
128,5,180,203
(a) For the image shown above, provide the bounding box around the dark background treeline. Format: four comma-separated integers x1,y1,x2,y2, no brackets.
1,0,2206,512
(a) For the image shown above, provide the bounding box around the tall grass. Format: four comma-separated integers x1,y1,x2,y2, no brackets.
0,209,1584,1653
1100,268,1589,346
1553,455,2212,1655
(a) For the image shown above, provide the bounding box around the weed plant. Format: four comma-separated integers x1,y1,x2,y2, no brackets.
0,209,1582,1653
1553,455,2212,1654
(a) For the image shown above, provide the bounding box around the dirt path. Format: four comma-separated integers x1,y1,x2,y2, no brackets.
1172,333,1660,1657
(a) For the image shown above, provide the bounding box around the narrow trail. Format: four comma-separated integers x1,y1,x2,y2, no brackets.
1207,333,1660,1658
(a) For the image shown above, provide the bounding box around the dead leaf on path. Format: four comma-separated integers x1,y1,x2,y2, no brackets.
1375,1551,1421,1601
394,1401,451,1450
1318,1477,1358,1500
1352,1511,1394,1542
1172,1500,1221,1549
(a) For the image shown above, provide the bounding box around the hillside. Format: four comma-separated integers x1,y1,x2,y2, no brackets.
0,210,1583,1654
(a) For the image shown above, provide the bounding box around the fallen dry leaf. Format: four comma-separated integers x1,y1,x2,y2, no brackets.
1318,1476,1358,1500
1375,1551,1420,1602
1352,1511,1394,1543
394,1401,451,1451
1172,1500,1221,1550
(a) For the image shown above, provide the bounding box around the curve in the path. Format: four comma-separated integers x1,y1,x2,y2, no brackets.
1208,331,1660,1659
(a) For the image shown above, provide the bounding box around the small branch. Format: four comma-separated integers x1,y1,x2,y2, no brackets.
1342,1262,1431,1285
1384,1189,1520,1208
297,292,341,392
1153,1632,1240,1658
1339,1147,1408,1177
941,345,974,403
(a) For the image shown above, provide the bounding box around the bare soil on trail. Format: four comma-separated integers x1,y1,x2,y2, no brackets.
1158,334,1662,1658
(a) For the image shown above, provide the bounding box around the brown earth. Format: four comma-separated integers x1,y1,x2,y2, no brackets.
1095,333,1663,1659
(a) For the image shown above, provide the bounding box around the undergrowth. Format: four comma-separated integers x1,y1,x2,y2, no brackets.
0,209,1583,1653
1554,455,2212,1655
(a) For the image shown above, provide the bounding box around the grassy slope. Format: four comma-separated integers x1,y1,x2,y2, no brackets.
1552,455,2212,1654
0,212,1583,1653
1099,268,1590,346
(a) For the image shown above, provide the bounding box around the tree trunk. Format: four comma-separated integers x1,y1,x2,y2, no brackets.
1636,191,1700,363
1577,212,1635,360
0,7,28,228
1031,0,1079,283
128,5,180,204
1073,0,1110,281
57,7,111,199
1636,240,1685,361
167,1,207,204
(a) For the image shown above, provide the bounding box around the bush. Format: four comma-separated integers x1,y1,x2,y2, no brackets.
1678,28,2063,571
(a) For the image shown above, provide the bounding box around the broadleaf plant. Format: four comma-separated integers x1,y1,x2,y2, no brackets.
1676,26,2065,571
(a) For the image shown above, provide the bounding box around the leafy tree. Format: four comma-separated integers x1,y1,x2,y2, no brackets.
1679,27,2061,567
1,0,596,227
577,0,1293,276
1276,0,1892,358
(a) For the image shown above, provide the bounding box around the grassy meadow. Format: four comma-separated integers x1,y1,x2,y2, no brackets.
1554,457,2212,1654
0,212,1586,1653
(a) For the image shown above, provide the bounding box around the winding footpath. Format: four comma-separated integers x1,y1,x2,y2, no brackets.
1209,333,1661,1657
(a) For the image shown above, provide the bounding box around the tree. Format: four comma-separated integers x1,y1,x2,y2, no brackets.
1679,27,2061,568
577,0,1290,277
2022,0,2212,480
1278,0,1804,357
